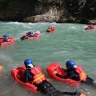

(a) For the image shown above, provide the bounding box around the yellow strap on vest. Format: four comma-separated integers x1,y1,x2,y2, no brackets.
32,73,45,83
79,71,87,82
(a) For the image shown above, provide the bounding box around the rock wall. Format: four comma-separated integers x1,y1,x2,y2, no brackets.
0,0,96,24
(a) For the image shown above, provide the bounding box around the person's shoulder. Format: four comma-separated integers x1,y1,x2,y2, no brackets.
25,69,30,72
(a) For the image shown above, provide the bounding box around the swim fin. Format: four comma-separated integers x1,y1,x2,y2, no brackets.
80,93,86,96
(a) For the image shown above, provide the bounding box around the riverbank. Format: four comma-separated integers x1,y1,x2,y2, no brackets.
23,15,96,24
1,15,96,24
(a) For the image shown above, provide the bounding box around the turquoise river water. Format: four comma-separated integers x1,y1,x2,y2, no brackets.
0,22,96,96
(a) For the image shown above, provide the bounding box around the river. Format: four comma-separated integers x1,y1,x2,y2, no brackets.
0,22,96,96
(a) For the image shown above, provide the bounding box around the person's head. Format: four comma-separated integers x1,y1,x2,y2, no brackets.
90,24,92,26
66,60,77,69
3,34,9,38
29,31,33,35
24,59,34,69
49,26,52,28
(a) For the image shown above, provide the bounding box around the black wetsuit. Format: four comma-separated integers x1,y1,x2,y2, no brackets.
20,33,33,40
0,38,9,44
24,69,34,82
34,80,81,96
24,68,81,96
56,68,94,85
56,69,80,81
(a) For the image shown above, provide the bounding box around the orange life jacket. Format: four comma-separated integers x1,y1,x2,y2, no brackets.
31,66,46,84
87,26,94,29
87,26,90,29
75,66,87,82
47,28,51,32
48,26,55,32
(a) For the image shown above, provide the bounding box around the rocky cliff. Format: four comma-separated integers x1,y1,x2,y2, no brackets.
0,0,96,24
